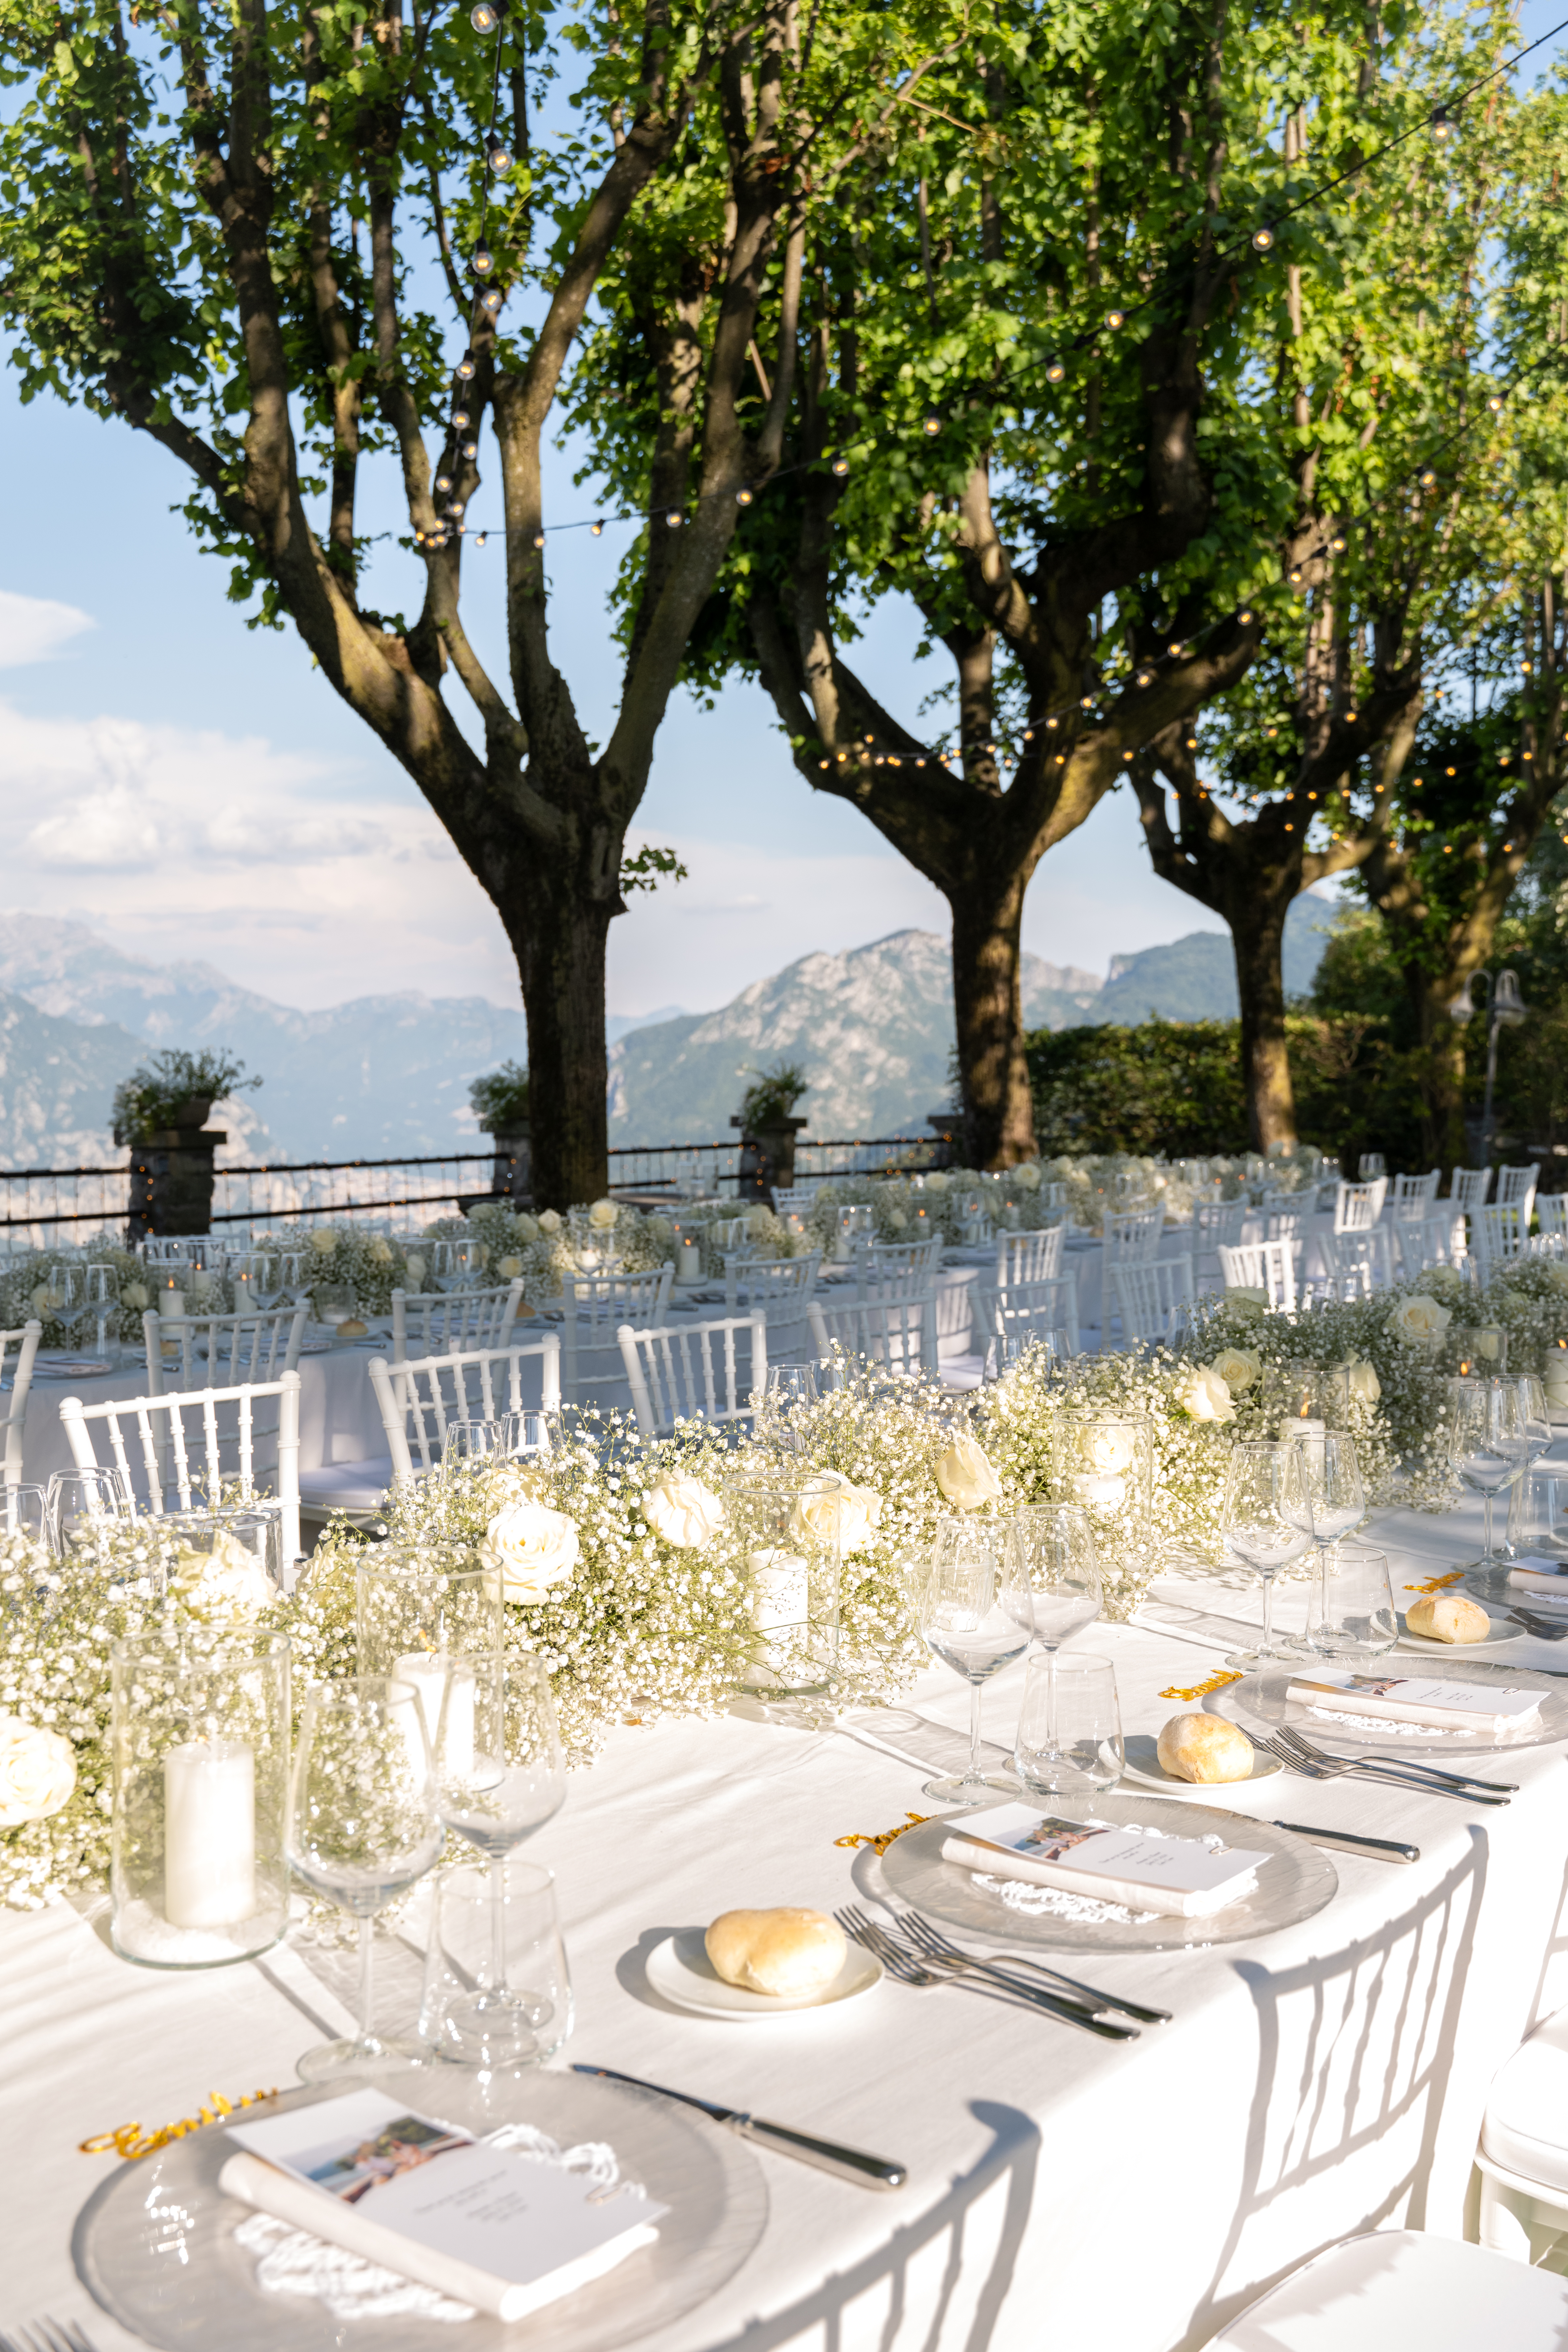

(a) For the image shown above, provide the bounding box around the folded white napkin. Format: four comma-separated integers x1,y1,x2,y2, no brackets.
1286,1671,1542,1736
941,1805,1267,1918
218,2153,657,2324
1507,1556,1568,1595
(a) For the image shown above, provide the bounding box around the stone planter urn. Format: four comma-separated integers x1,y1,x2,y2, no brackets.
731,1113,808,1210
126,1126,227,1241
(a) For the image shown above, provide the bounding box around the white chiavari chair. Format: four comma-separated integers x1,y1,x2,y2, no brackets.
141,1305,307,1395
58,1372,301,1560
618,1315,766,1439
1474,1201,1528,1275
722,1253,820,1361
1,1319,41,1487
972,1280,1078,1360
390,1279,525,1363
852,1238,943,1296
1108,1257,1194,1346
355,1335,563,1502
1390,1171,1443,1219
1318,1228,1393,1297
1191,1199,1248,1291
1217,1239,1299,1314
1536,1194,1568,1240
1333,1177,1388,1233
557,1264,674,1404
1391,1209,1468,1277
1192,2230,1568,2352
808,1292,937,1379
1103,1208,1165,1267
1450,1166,1493,1211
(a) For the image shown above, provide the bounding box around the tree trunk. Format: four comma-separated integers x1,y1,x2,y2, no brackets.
1411,975,1467,1170
951,873,1038,1169
1231,901,1297,1153
508,891,615,1211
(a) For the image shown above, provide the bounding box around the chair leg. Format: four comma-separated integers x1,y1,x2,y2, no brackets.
1478,2168,1551,2262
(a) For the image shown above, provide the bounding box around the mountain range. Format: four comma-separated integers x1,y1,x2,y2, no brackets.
0,898,1336,1166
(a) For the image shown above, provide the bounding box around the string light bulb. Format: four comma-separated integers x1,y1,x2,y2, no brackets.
455,355,476,382
1134,666,1155,687
480,288,504,317
831,457,849,477
452,409,470,430
532,531,544,549
1238,608,1253,624
435,473,453,493
665,509,682,528
591,520,604,536
1417,465,1438,490
921,410,941,436
471,243,495,278
470,0,498,28
486,136,513,174
1168,641,1184,657
1045,356,1065,383
449,500,464,518
1487,392,1504,413
736,487,754,507
1080,694,1096,711
1430,105,1454,141
475,532,487,548
462,439,478,460
1104,308,1126,330
1288,565,1304,586
1251,225,1275,252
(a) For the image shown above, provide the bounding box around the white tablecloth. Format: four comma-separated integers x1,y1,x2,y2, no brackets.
5,1491,1568,2350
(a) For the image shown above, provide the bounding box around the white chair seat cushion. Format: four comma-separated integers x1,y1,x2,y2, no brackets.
1208,2229,1568,2350
297,1456,396,1512
1481,2002,1568,2190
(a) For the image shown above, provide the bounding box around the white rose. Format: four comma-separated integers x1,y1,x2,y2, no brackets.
587,1199,618,1229
123,1281,149,1311
925,1172,951,1194
1421,1263,1464,1299
1221,1288,1269,1326
1080,1424,1134,1475
934,1430,1004,1511
538,1209,562,1234
789,1470,883,1555
887,1209,907,1230
1014,1163,1042,1189
170,1529,274,1620
404,1253,427,1288
0,1714,76,1827
1208,1346,1261,1394
515,1214,540,1243
1175,1365,1235,1424
30,1284,51,1315
1387,1292,1453,1344
480,1501,579,1601
1341,1357,1382,1404
310,1228,338,1257
643,1470,726,1550
370,1238,394,1264
497,1254,524,1280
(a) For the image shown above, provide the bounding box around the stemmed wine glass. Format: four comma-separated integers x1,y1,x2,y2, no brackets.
1008,1503,1101,1653
759,1365,820,1451
429,1651,567,2064
1219,1441,1314,1669
913,1517,1035,1805
1281,1429,1366,1598
1448,1378,1530,1570
285,1674,445,2081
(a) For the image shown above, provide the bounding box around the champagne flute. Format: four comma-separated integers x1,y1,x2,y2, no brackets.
285,1674,445,2081
429,1651,566,2064
914,1517,1034,1805
1220,1441,1314,1669
1448,1377,1529,1569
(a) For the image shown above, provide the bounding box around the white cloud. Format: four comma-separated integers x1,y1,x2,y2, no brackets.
0,589,96,668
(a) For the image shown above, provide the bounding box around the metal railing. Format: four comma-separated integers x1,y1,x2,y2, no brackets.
0,1132,952,1247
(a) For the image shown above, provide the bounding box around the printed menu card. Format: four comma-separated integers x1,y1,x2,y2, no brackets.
1286,1671,1543,1736
222,2087,667,2321
942,1802,1272,1918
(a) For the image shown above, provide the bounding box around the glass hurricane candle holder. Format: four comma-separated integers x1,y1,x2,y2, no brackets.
724,1476,844,1705
356,1550,503,1681
1447,1325,1508,1380
1262,1363,1327,1442
1049,1416,1153,1611
110,1627,290,1969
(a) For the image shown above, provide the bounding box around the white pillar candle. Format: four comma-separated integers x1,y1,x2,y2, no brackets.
1281,1418,1326,1442
747,1547,810,1633
163,1739,255,1929
677,1237,704,1287
393,1653,471,1777
1075,1473,1126,1510
159,1289,186,1319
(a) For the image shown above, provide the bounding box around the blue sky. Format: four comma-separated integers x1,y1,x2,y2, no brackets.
3,4,1564,1018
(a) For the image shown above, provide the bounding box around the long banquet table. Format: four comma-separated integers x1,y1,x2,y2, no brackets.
6,1488,1568,2351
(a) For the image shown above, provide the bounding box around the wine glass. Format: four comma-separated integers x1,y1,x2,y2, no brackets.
428,1651,567,2065
46,1466,134,1555
1008,1503,1100,1652
78,1263,119,1361
1304,1542,1398,1660
1219,1442,1314,1668
496,1410,553,1458
285,1675,445,2082
2,1481,50,1550
1516,1376,1552,1470
759,1365,820,1451
913,1517,1035,1805
443,1419,502,1471
1281,1431,1366,1596
1448,1378,1529,1569
1014,1652,1124,1797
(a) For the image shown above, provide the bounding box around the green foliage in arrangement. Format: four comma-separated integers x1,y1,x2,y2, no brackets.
110,1050,259,1145
737,1061,809,1135
468,1063,531,1134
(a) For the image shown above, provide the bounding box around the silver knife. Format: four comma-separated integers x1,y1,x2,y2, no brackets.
570,2063,907,2191
1275,1820,1420,1864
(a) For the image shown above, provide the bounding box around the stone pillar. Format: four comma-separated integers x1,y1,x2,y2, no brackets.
126,1128,226,1241
489,1124,532,1205
730,1114,808,1209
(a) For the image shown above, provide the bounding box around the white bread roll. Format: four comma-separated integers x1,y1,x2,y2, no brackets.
1155,1711,1255,1784
704,1906,846,1997
1406,1592,1491,1644
337,1317,369,1339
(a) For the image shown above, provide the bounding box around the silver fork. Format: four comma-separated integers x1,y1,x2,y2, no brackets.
835,1908,1139,2040
2,2322,100,2352
1262,1730,1507,1805
1278,1722,1518,1795
896,1911,1171,2025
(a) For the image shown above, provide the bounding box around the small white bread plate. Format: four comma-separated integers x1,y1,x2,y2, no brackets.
1395,1606,1517,1650
1119,1733,1281,1790
646,1929,881,2020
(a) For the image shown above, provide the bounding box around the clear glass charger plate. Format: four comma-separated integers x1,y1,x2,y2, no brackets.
75,2062,769,2352
879,1798,1337,1954
1206,1659,1568,1760
1464,1562,1568,1626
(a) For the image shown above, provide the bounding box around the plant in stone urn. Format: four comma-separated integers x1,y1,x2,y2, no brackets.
111,1049,259,1144
733,1063,810,1206
470,1063,531,1202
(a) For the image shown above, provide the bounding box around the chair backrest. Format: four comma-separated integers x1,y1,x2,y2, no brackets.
1191,1199,1249,1249
1537,1194,1568,1238
1474,1201,1527,1267
996,1226,1066,1287
1391,1210,1467,1277
390,1280,525,1364
1260,1206,1309,1243
852,1239,942,1296
769,1183,820,1210
1392,1171,1442,1214
367,1336,563,1481
617,1315,767,1438
1257,1187,1305,1212
58,1373,301,1560
722,1252,821,1318
1498,1161,1541,1206
1,1320,41,1485
1333,1177,1388,1233
1108,1259,1193,1345
557,1264,674,1401
973,1281,1077,1356
141,1305,307,1396
1450,1166,1493,1210
1102,1208,1164,1266
1217,1239,1298,1314
1318,1228,1392,1296
808,1292,936,1378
